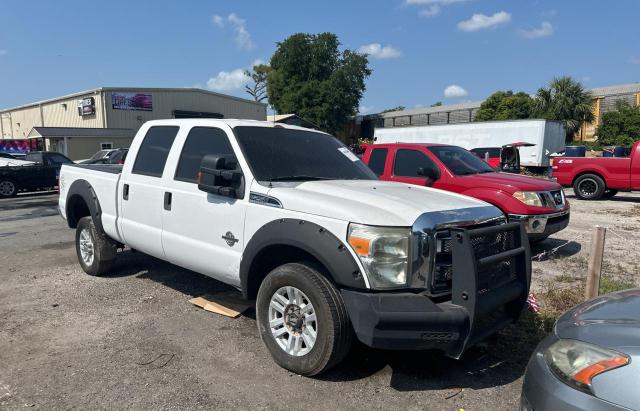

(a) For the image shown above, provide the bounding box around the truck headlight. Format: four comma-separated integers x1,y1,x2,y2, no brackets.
347,223,409,289
513,191,543,207
544,339,629,394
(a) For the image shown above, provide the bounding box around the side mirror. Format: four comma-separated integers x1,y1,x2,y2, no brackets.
417,166,440,180
197,154,245,199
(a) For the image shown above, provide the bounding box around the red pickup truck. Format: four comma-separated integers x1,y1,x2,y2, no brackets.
552,141,640,200
363,143,570,241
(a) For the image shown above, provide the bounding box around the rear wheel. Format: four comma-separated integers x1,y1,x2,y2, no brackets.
256,263,353,376
0,179,18,198
573,174,605,200
75,217,116,276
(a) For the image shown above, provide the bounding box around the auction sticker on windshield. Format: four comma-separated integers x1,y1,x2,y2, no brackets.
338,147,360,162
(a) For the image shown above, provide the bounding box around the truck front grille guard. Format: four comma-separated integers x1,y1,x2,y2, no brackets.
448,222,531,357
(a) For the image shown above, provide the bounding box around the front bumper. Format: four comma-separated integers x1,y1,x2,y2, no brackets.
521,335,629,411
509,209,570,241
342,222,531,358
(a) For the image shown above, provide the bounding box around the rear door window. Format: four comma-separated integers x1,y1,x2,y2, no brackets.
174,127,234,183
368,148,388,176
132,126,179,177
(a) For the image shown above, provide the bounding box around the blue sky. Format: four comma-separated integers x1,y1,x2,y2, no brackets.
1,0,639,113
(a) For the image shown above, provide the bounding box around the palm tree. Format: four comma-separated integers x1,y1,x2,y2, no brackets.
535,76,594,138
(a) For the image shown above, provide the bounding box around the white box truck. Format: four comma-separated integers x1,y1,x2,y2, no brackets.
373,119,566,167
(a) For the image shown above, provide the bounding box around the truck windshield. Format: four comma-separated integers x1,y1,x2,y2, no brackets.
428,146,495,176
234,126,377,182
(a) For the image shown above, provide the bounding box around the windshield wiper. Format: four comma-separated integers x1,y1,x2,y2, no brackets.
266,175,332,182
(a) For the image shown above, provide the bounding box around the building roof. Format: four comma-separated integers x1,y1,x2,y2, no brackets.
1,86,266,113
589,83,640,97
28,127,135,139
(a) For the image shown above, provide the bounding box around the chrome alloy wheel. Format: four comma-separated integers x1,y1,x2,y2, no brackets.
578,178,598,197
268,286,317,356
0,181,16,197
79,227,95,266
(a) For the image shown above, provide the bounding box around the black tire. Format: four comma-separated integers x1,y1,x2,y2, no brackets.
75,216,117,276
573,174,606,200
256,262,353,376
0,179,18,198
602,189,618,199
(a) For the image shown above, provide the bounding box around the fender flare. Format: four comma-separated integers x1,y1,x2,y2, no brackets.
240,219,366,295
65,179,104,232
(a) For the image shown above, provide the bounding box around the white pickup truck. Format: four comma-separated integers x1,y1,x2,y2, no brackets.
59,119,531,375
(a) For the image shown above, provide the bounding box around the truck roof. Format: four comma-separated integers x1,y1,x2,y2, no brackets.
144,118,328,134
367,142,452,148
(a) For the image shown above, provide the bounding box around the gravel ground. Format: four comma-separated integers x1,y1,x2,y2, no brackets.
1,191,639,410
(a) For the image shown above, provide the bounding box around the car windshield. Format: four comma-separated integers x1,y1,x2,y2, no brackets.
428,146,495,176
234,126,377,183
90,150,109,160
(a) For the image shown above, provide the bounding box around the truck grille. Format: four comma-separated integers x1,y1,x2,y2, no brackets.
540,190,565,209
431,225,519,295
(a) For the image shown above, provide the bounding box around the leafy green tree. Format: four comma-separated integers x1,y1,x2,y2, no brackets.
535,76,594,138
474,90,535,121
266,33,371,134
597,100,640,147
382,106,405,113
244,64,271,102
430,101,443,107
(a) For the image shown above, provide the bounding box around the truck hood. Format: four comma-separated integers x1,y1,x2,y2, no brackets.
459,172,561,193
267,179,495,226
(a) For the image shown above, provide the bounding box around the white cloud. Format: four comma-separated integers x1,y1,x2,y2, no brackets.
211,13,254,50
207,68,250,92
457,11,511,32
212,15,224,28
358,105,375,114
518,21,554,39
0,49,7,56
631,56,640,65
357,43,402,59
405,0,469,18
444,84,468,98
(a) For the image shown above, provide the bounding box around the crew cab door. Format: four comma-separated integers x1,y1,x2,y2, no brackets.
160,126,247,286
119,125,180,259
389,148,440,186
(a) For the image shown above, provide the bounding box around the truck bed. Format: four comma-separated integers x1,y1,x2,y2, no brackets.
59,163,124,243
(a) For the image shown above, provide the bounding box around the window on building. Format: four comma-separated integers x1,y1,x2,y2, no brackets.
367,148,388,176
132,126,179,177
393,149,438,177
100,142,113,150
174,127,234,183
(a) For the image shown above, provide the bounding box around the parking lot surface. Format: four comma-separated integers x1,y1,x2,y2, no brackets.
1,192,638,410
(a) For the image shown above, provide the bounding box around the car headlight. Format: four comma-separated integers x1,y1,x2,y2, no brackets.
513,191,544,207
347,223,409,289
544,339,629,394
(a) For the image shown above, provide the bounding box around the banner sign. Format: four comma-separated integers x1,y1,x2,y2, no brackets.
111,92,153,111
77,97,95,116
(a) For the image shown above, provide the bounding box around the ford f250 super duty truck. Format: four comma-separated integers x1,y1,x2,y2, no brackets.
362,143,569,242
59,119,531,376
552,140,640,200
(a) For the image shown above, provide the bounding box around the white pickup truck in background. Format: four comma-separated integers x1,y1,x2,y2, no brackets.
59,119,531,375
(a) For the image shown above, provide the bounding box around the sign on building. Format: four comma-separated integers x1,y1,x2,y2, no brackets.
77,97,95,116
111,92,153,111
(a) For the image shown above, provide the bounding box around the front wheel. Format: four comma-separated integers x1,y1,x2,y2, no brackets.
573,174,605,200
256,263,353,376
0,179,18,198
75,217,117,276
